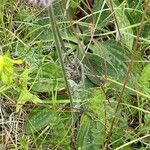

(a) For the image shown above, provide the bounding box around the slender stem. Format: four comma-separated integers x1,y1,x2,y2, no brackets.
48,6,73,105
108,0,122,40
47,6,75,148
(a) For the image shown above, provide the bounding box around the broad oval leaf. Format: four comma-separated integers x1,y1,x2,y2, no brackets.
25,107,57,134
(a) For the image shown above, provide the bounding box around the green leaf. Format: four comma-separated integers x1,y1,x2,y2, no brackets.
140,64,150,93
25,107,57,134
19,69,30,88
88,89,105,120
76,90,107,149
0,55,14,84
83,53,105,86
32,62,64,92
77,114,91,149
144,114,150,126
111,1,134,50
84,52,127,85
1,71,13,85
85,40,130,85
77,116,105,150
69,0,78,8
16,88,42,112
25,108,71,148
101,40,129,79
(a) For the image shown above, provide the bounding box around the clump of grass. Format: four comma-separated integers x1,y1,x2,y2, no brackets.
0,0,150,149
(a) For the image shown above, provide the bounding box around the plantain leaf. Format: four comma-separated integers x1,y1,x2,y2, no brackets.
84,39,130,85
77,114,91,149
25,107,57,134
31,62,65,92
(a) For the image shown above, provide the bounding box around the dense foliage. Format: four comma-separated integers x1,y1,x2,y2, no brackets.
0,0,150,149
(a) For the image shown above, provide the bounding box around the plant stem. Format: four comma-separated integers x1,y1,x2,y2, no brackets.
48,6,73,105
47,6,75,148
